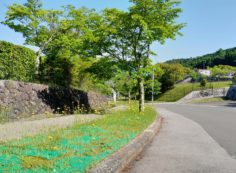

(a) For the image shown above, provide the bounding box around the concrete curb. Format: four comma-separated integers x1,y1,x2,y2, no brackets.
88,115,163,173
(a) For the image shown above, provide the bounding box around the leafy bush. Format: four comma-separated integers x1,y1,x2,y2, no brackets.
200,78,207,87
0,41,36,81
39,56,73,87
157,63,188,92
160,73,176,92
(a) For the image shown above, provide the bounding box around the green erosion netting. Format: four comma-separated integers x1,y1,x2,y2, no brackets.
0,107,156,173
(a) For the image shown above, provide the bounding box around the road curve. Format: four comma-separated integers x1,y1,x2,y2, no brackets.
127,105,236,173
157,102,236,157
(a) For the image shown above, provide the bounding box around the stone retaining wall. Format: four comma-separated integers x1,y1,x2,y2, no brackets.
0,80,108,119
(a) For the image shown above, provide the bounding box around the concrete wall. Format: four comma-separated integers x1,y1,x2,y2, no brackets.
178,87,229,102
0,80,108,119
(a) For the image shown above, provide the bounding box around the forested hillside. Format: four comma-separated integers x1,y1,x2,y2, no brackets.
166,47,236,68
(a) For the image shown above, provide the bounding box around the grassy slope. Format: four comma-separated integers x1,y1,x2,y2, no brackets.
0,103,156,172
157,81,232,102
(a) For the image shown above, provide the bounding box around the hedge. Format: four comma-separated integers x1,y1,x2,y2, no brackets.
0,41,36,82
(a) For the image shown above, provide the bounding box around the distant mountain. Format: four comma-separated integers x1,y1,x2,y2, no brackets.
166,47,236,68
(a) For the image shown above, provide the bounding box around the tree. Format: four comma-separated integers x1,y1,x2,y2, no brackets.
113,71,137,103
97,0,184,111
2,0,63,75
200,78,207,87
87,57,118,102
209,65,236,78
156,63,187,92
167,47,236,68
3,0,184,111
39,55,73,87
87,57,135,102
2,1,102,86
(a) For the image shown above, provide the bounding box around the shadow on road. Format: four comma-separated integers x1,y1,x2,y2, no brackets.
224,102,236,108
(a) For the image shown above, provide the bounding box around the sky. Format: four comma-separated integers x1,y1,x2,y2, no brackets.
0,0,236,63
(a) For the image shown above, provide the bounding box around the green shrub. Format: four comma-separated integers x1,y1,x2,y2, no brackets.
39,56,72,87
200,78,207,87
0,41,36,82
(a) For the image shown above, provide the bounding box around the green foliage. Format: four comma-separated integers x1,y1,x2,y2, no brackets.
71,57,112,94
189,70,200,82
200,78,207,87
2,0,63,49
39,56,73,87
87,58,117,81
0,41,36,81
70,57,95,90
145,77,161,100
113,71,138,97
0,105,156,172
2,0,103,85
156,63,188,92
209,65,236,77
2,0,183,108
167,47,236,68
87,58,137,97
39,56,111,94
96,1,184,111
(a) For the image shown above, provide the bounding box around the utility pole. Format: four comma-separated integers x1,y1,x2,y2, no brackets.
152,67,155,102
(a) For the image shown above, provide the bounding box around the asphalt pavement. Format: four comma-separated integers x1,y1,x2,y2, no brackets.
127,102,236,173
157,102,236,157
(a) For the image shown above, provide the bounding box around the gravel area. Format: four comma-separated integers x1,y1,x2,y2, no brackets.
0,114,100,142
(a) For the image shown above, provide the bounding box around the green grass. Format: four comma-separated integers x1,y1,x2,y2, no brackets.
156,81,232,102
189,97,227,104
0,103,156,172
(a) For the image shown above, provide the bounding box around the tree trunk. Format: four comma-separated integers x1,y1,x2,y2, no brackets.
35,51,41,76
112,89,117,103
128,91,131,103
138,78,145,112
35,33,56,76
117,91,120,100
152,67,154,102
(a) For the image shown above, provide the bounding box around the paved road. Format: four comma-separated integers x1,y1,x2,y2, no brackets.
157,102,236,157
127,106,236,173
